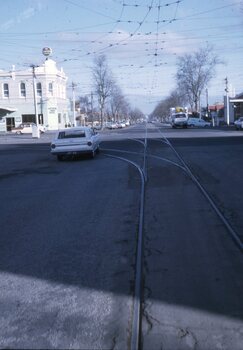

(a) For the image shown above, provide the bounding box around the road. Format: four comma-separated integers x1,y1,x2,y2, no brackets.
0,123,243,349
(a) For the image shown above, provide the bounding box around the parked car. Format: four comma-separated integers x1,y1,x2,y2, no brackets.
50,127,100,160
120,122,126,128
106,122,118,129
187,118,211,127
234,117,243,130
11,123,46,134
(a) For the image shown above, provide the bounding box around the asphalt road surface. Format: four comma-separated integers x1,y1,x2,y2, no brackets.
0,123,243,349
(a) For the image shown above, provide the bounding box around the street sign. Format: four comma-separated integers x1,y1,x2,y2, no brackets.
42,47,52,57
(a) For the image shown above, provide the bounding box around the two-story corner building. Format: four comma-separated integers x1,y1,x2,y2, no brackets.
0,58,70,132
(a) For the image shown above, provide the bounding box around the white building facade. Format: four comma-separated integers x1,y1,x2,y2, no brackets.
0,58,70,132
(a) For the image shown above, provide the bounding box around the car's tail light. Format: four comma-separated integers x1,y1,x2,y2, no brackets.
51,144,56,149
87,141,92,146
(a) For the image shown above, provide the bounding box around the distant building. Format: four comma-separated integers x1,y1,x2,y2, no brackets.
229,92,243,121
0,58,70,132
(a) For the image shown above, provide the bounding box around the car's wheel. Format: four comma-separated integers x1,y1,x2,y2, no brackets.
16,131,21,135
57,155,64,161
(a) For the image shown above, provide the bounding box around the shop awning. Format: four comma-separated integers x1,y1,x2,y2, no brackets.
0,106,17,117
230,99,243,103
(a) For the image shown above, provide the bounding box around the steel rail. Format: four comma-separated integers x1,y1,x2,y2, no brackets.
155,127,243,251
103,153,146,350
101,147,187,172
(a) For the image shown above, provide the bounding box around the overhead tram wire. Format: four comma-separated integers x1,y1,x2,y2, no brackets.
62,0,117,21
174,1,243,22
0,22,118,37
78,0,181,69
65,0,126,59
148,0,162,103
113,2,182,98
79,0,156,58
72,0,187,60
82,0,126,45
138,0,182,106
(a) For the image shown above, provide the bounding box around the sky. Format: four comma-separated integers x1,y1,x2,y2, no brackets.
0,0,242,114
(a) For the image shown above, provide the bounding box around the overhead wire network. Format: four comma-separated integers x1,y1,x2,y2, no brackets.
63,1,240,108
67,0,183,107
0,0,242,112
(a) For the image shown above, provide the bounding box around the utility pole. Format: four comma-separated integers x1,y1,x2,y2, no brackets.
72,82,76,127
225,77,230,125
31,64,40,138
91,91,94,128
206,88,213,126
206,88,209,113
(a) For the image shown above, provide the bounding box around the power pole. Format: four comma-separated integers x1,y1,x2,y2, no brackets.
31,64,40,138
72,82,76,127
225,77,230,125
91,92,94,128
206,88,209,113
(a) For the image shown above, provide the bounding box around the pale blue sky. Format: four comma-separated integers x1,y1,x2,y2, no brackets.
0,0,242,113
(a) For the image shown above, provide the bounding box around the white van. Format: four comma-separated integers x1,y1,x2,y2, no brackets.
171,112,188,128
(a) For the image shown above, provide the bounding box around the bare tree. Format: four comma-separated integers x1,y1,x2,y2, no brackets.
107,83,129,122
151,89,187,121
176,45,221,112
129,107,145,123
92,55,114,128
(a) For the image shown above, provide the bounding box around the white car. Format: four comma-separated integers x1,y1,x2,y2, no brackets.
11,123,46,134
234,117,243,130
50,127,100,161
106,122,118,129
187,118,211,127
120,122,126,128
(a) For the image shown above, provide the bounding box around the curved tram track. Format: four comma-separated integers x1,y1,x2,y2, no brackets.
101,123,243,350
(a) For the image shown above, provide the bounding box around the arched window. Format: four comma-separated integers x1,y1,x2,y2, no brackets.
20,82,26,97
36,82,42,96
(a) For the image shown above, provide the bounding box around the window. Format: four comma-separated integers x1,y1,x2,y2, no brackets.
3,83,9,98
20,82,26,97
36,82,42,97
48,82,53,95
58,130,86,139
58,113,61,124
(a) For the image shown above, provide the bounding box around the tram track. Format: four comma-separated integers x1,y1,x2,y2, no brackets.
100,123,242,349
155,126,243,251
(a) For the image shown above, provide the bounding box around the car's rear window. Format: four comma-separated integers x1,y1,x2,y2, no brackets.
175,113,187,118
58,130,86,139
